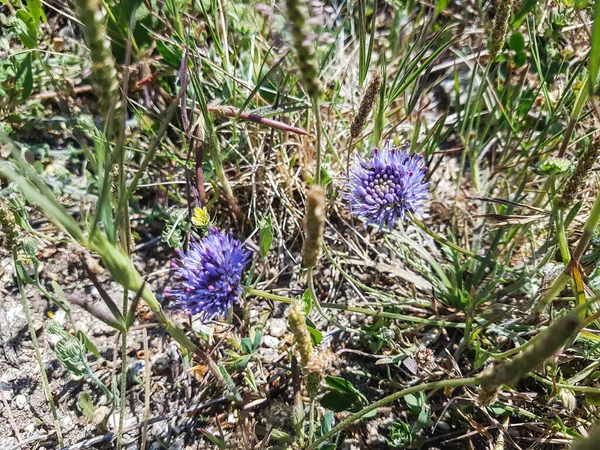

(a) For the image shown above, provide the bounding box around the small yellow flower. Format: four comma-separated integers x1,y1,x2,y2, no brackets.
192,207,210,228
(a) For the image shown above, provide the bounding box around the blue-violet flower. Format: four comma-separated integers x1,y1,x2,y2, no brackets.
345,143,429,230
166,228,251,322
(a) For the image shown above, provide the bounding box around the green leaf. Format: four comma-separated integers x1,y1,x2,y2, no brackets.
435,0,449,14
199,429,227,449
257,215,273,259
325,376,359,394
302,289,312,315
320,410,335,435
16,54,33,101
77,392,95,420
77,331,101,359
512,0,538,28
514,51,527,67
575,0,588,10
307,324,323,346
241,337,253,354
26,0,46,30
532,157,574,176
232,354,251,369
590,0,600,92
15,11,38,48
509,32,525,53
585,392,600,406
404,392,425,415
252,327,262,351
319,391,358,412
488,404,511,416
156,40,183,67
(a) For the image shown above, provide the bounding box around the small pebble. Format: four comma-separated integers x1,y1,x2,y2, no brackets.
258,348,278,363
61,414,75,432
93,406,111,432
151,354,170,375
14,394,27,410
53,309,66,325
170,438,184,450
268,318,287,338
263,335,279,349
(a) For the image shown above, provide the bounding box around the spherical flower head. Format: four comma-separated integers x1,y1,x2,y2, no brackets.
166,228,251,322
345,143,429,230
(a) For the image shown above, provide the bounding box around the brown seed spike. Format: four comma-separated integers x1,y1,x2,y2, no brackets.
350,72,382,140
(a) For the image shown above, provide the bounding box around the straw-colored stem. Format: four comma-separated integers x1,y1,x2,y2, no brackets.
312,98,323,185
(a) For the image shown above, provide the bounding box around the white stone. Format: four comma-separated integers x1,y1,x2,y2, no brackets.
14,394,27,410
53,309,67,325
268,318,287,338
171,438,184,450
6,307,24,327
258,348,278,363
262,335,279,349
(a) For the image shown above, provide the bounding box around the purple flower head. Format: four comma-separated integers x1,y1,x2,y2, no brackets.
166,228,251,322
344,143,429,230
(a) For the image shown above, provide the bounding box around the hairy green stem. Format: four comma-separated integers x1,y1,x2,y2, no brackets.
245,287,466,328
305,377,477,450
530,373,600,394
306,268,364,334
537,185,600,311
13,251,64,447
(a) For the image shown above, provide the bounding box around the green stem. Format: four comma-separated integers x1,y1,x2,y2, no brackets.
306,268,364,335
82,358,113,400
308,395,316,443
320,302,467,328
530,373,600,394
345,136,354,174
245,287,466,328
305,377,477,450
245,287,292,303
409,215,485,261
537,185,600,312
13,251,64,447
116,330,128,449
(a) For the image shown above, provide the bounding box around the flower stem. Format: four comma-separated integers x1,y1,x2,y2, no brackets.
13,251,64,447
305,377,477,450
409,216,485,261
245,287,466,328
537,184,600,312
306,268,364,334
